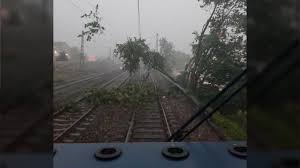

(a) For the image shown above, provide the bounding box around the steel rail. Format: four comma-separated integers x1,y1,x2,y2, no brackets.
54,73,104,91
54,106,95,142
124,72,172,142
154,70,229,141
54,72,129,142
54,72,127,116
124,111,135,143
164,69,246,141
150,75,172,137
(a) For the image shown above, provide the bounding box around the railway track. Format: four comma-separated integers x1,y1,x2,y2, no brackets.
124,75,173,142
54,70,123,111
0,108,51,152
54,72,129,143
153,70,223,141
54,73,104,91
1,72,129,150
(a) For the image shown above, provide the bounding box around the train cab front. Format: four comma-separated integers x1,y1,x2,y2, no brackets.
53,142,246,168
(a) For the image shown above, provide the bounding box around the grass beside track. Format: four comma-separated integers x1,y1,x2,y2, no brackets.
212,112,247,140
86,84,154,107
155,70,247,141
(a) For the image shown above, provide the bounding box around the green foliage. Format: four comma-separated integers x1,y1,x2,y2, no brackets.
114,38,166,74
79,4,105,41
64,101,80,113
212,112,247,140
225,110,247,131
159,37,191,74
114,38,148,74
181,1,247,130
177,0,247,139
221,88,247,114
86,84,154,107
159,37,175,72
143,51,165,71
185,0,246,90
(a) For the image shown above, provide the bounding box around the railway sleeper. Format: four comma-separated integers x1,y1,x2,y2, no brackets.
133,124,163,129
134,128,164,134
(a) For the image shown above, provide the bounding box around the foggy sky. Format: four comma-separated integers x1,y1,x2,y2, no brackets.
54,0,211,58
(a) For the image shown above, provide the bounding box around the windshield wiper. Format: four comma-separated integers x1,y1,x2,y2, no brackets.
168,39,299,142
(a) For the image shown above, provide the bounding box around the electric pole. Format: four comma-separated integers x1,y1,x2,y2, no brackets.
80,31,85,67
156,33,159,52
137,0,141,38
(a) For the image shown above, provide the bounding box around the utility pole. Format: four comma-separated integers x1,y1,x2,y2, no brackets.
156,33,159,52
109,47,113,63
137,0,141,38
80,31,85,67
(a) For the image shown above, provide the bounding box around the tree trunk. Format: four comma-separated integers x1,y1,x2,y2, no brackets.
186,2,218,90
195,2,218,60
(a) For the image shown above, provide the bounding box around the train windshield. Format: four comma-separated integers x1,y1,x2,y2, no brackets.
53,0,246,143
